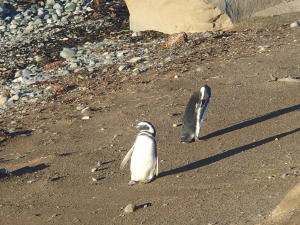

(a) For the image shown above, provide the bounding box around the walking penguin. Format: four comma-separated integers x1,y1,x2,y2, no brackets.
120,121,158,185
181,85,211,142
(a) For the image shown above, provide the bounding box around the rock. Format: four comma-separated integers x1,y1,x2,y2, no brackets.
65,3,76,12
0,96,8,106
76,106,85,111
10,94,19,101
128,57,142,63
173,123,182,127
290,21,300,28
132,68,140,75
124,203,136,213
258,45,272,52
91,176,103,181
132,31,142,37
165,32,187,48
22,69,32,76
60,48,76,59
91,168,99,172
118,65,129,71
53,3,63,10
81,107,91,114
82,116,90,120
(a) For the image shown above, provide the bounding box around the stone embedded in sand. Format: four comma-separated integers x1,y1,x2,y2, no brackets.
124,203,136,213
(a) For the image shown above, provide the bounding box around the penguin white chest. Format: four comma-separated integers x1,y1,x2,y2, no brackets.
130,134,156,181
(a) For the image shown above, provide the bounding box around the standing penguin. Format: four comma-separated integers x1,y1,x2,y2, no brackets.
120,121,158,185
181,85,211,142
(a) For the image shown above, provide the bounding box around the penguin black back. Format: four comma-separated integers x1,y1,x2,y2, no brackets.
181,91,199,142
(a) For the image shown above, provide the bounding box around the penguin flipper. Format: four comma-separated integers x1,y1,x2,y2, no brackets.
120,144,135,169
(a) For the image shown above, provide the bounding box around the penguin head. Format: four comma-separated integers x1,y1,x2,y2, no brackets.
136,121,156,137
200,85,211,105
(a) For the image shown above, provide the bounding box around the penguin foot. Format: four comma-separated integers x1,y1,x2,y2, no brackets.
128,180,136,186
143,177,154,184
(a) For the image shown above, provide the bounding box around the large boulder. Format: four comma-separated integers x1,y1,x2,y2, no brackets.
124,0,300,34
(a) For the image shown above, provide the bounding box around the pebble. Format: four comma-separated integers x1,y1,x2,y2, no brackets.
76,106,85,111
290,21,300,28
91,167,99,172
173,123,182,127
118,65,129,71
81,107,91,114
258,45,272,52
91,176,103,182
124,203,136,213
82,116,90,120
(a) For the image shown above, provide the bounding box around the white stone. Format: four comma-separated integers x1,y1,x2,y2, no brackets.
290,21,300,28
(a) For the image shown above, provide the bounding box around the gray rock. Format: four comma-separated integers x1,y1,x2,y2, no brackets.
53,3,63,10
65,3,76,12
52,14,58,21
60,48,75,59
46,0,55,6
22,69,32,76
55,9,62,16
34,18,43,25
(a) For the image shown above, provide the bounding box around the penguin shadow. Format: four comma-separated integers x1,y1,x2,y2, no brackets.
158,128,300,178
199,104,300,141
11,163,49,177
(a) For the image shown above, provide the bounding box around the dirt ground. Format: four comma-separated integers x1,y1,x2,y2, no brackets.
1,13,300,225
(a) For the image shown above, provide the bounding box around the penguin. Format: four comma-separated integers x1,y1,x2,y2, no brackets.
120,121,158,185
181,85,211,142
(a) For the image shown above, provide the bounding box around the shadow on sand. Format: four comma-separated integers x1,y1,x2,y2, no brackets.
11,163,49,176
200,104,300,141
159,128,300,178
